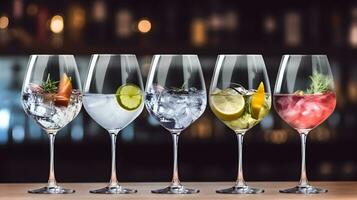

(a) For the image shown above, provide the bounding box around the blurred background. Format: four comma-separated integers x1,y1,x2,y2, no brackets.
0,0,356,183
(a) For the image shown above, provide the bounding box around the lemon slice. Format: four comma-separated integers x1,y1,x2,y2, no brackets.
210,88,245,121
251,82,265,119
116,84,143,111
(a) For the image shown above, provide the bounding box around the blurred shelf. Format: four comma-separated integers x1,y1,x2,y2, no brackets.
0,182,356,199
3,44,357,57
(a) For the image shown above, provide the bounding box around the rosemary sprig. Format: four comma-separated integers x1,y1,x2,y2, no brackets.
42,74,59,93
306,72,331,94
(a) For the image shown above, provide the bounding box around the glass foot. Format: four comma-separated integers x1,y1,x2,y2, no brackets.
280,185,327,194
151,185,199,194
90,185,137,194
28,185,75,194
216,185,264,194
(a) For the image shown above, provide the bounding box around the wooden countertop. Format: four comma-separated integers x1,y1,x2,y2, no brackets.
0,182,356,200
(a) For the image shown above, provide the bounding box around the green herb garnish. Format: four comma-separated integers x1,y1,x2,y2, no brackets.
42,74,59,93
306,72,331,94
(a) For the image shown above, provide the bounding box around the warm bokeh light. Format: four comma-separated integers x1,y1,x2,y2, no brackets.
50,15,64,34
190,117,212,139
13,0,24,19
92,0,107,22
116,9,133,38
310,126,331,142
68,5,86,30
349,8,357,47
191,18,206,47
264,15,276,33
265,129,288,144
319,162,333,176
284,12,301,47
138,19,151,33
348,80,357,102
0,16,9,29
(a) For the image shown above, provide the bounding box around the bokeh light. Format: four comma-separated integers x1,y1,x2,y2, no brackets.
92,0,107,22
68,5,86,29
0,16,9,29
265,129,288,144
191,18,206,47
50,15,64,34
138,19,151,33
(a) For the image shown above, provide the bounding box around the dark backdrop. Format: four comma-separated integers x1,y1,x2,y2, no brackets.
0,0,356,183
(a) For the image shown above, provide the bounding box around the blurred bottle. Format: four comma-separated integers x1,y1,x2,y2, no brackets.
348,7,357,48
331,12,343,46
262,15,277,44
163,1,179,42
36,6,49,43
25,3,38,36
12,0,24,25
284,11,302,47
115,9,133,39
191,17,207,47
68,4,86,43
89,0,108,44
308,3,320,46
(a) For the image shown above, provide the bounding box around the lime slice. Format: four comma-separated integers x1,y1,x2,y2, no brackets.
251,82,265,119
116,84,142,111
210,88,245,121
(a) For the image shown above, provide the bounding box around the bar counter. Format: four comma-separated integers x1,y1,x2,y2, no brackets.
0,182,355,200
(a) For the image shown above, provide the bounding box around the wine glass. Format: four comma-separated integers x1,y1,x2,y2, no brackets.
274,55,336,194
83,54,144,194
209,55,271,194
21,55,82,194
145,55,207,194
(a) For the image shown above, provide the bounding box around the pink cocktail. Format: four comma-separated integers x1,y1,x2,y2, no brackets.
274,91,336,131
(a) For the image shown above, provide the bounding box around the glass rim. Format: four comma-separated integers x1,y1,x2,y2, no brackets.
153,54,198,56
282,54,327,57
91,54,136,56
218,54,263,56
30,54,74,56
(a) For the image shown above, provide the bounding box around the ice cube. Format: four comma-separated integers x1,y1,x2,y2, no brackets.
301,102,320,117
188,95,205,119
231,84,249,95
175,110,192,129
177,118,191,129
159,93,179,119
295,98,305,107
31,102,56,118
151,84,165,93
281,106,300,122
162,106,176,119
276,97,290,110
158,90,173,105
246,89,256,95
50,107,63,125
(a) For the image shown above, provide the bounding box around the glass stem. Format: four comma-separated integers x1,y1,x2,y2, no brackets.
235,133,246,187
47,133,57,187
108,130,119,187
299,132,309,187
171,133,181,186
